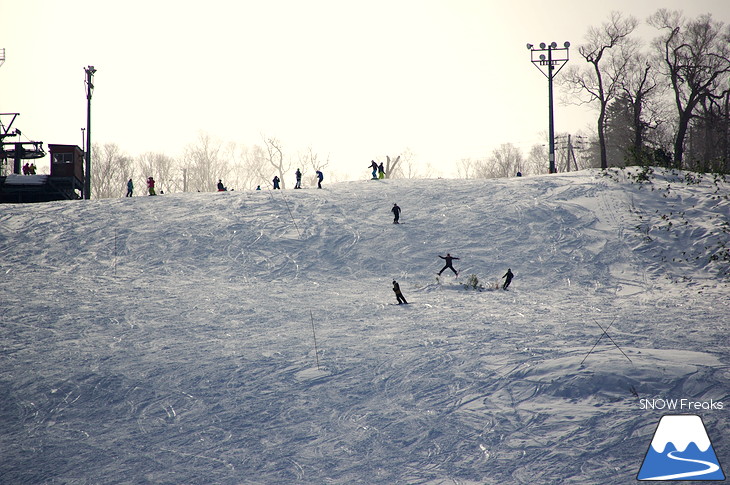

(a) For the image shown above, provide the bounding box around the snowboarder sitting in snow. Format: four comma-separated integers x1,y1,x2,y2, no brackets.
393,280,408,304
502,268,514,290
438,253,459,276
217,180,227,191
391,203,401,224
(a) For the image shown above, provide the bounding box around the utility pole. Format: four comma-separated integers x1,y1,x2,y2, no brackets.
527,42,570,174
84,66,96,199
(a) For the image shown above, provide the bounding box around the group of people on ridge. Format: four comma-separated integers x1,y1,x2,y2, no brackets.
124,168,325,197
124,177,156,196
272,169,324,190
369,160,386,179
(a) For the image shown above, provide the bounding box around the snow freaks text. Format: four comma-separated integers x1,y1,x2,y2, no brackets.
639,399,724,411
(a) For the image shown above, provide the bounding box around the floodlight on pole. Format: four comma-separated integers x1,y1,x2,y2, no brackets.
84,65,96,199
527,41,570,174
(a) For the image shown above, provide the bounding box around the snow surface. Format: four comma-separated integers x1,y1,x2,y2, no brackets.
0,168,728,484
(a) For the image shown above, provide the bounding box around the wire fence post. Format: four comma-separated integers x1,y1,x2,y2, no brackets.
113,227,118,276
310,310,320,371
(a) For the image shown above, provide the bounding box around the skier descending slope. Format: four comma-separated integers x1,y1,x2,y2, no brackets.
437,253,459,276
392,280,408,304
391,203,401,224
502,268,514,290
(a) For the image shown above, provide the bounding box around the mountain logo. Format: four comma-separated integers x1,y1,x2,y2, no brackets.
637,414,725,481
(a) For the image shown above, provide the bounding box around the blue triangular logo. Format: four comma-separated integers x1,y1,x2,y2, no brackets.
637,414,725,481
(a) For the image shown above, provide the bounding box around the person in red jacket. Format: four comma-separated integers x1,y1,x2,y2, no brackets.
147,176,156,196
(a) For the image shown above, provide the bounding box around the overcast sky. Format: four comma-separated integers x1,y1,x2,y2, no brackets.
2,0,728,178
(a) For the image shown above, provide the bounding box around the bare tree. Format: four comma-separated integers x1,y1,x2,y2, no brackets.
618,53,662,162
263,136,289,189
456,158,477,179
648,10,730,168
183,132,227,192
298,146,330,186
526,144,550,175
137,152,178,193
398,148,419,179
563,11,638,169
689,90,730,172
473,144,524,178
227,143,269,190
491,143,525,178
91,142,133,199
384,155,401,178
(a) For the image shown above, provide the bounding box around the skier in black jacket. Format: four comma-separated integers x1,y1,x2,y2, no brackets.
502,268,514,290
393,280,408,304
294,169,302,189
437,253,459,276
369,160,378,179
391,203,401,224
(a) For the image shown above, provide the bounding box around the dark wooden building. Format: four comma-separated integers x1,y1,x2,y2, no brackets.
0,144,85,203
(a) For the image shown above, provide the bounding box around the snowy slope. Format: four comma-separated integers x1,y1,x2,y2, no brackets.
0,168,728,484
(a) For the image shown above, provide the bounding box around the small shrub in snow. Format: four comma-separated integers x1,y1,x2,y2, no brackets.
463,274,484,291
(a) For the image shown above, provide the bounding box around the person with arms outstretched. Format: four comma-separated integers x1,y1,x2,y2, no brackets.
438,253,459,276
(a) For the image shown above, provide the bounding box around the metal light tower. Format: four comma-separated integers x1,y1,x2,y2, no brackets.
84,65,96,199
527,42,570,174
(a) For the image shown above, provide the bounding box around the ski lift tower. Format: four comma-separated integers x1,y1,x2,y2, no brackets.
84,65,96,199
527,42,570,174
